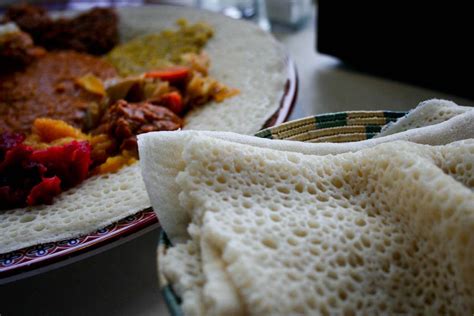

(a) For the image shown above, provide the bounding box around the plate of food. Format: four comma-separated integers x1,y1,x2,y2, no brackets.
0,4,297,283
141,100,474,315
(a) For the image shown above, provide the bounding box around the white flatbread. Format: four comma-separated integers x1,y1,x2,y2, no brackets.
142,133,474,315
377,99,472,137
139,106,474,243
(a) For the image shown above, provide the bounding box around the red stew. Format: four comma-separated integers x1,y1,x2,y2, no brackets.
0,51,116,133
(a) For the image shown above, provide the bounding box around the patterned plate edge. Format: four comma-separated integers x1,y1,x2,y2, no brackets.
0,208,157,281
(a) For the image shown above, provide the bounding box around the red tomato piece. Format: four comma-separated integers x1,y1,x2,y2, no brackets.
27,176,62,206
159,91,185,115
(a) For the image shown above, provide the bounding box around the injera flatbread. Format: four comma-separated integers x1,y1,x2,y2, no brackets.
139,107,474,243
377,99,472,137
0,6,287,254
142,134,474,315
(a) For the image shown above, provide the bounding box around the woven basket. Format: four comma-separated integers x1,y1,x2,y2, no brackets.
159,110,407,316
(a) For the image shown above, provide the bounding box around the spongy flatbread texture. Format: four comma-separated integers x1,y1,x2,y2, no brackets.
160,240,205,316
149,135,474,315
0,6,287,254
116,6,287,135
0,164,149,254
377,99,472,137
139,107,474,243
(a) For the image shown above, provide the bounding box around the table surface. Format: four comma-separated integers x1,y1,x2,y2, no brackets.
1,6,473,316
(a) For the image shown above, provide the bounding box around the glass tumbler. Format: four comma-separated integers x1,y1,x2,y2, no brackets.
195,0,270,31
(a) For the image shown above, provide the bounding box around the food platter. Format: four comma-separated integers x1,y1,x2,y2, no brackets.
157,109,407,315
0,60,296,284
0,5,298,284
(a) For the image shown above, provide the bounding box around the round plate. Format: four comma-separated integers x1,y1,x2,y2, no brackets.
158,109,407,315
0,6,298,284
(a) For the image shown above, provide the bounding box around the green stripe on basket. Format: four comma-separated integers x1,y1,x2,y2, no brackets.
366,132,378,139
255,111,407,140
365,125,382,135
383,111,406,119
160,230,183,316
160,228,173,247
162,285,184,316
316,119,348,129
254,128,273,139
315,112,348,124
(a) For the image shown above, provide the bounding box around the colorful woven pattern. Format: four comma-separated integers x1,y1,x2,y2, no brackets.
255,111,406,142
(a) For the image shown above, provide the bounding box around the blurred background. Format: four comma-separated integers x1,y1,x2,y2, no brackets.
2,0,471,102
0,0,313,31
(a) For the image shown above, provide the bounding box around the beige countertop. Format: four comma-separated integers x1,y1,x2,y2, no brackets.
0,6,472,316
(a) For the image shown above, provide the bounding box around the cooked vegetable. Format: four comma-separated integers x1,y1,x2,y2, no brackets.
0,132,91,209
105,19,213,76
93,150,136,175
157,91,184,115
30,117,88,143
144,66,190,82
76,73,106,96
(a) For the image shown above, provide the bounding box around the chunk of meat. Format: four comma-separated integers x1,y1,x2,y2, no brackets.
0,26,46,72
2,4,118,55
41,8,119,55
1,4,51,42
93,100,183,156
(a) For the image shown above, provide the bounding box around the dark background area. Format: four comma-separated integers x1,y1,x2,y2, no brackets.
317,0,473,99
